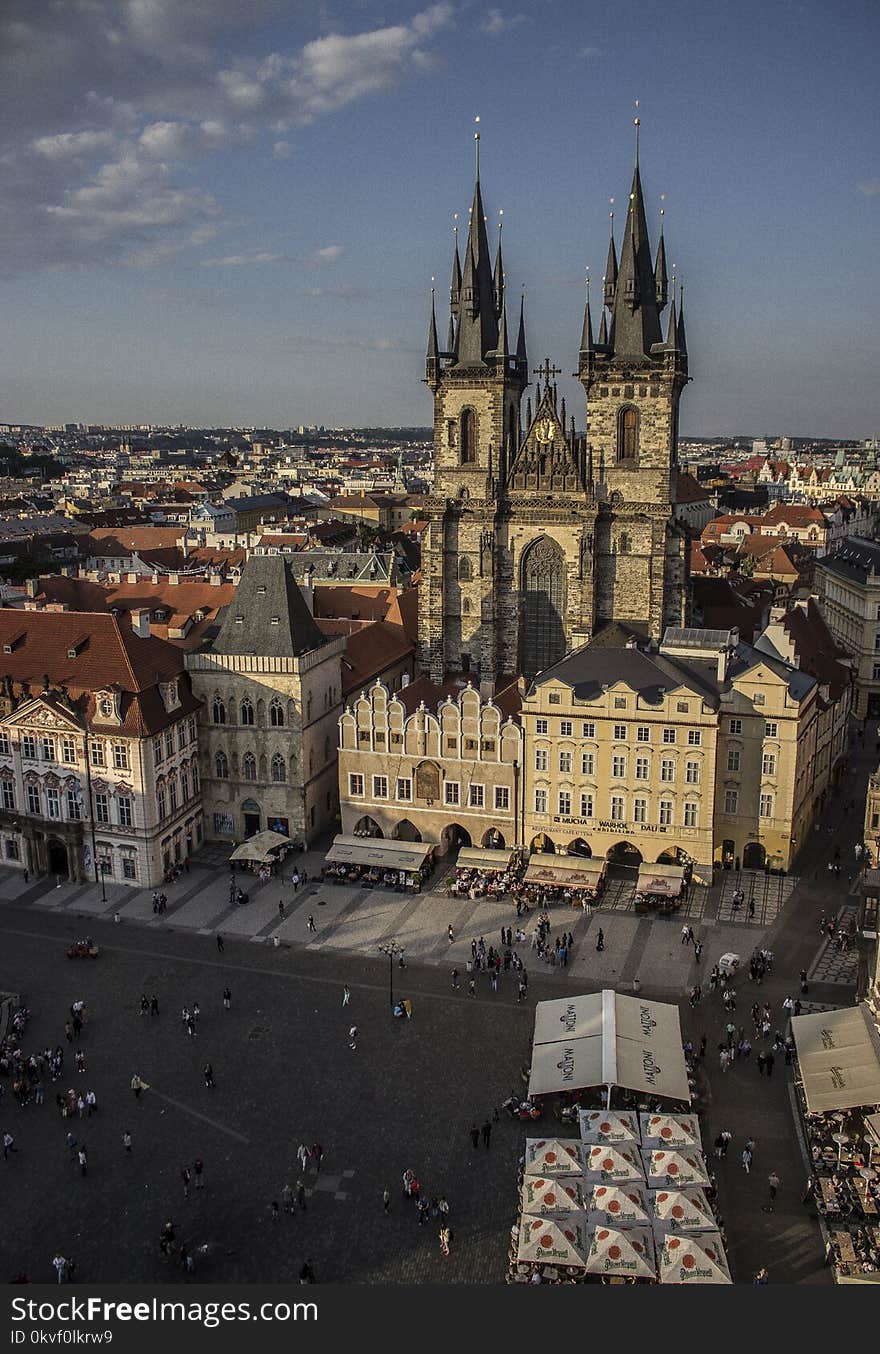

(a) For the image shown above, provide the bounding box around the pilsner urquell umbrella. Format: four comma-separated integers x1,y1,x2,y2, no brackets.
524,1138,586,1176
521,1175,586,1217
579,1109,641,1145
587,1183,651,1228
584,1143,644,1183
642,1149,710,1188
640,1112,702,1150
650,1187,716,1232
658,1232,731,1284
516,1212,588,1266
585,1225,657,1280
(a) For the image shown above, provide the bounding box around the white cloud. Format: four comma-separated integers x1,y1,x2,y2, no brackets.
481,9,527,36
32,129,116,159
202,250,284,266
857,179,880,197
314,244,344,262
273,139,292,159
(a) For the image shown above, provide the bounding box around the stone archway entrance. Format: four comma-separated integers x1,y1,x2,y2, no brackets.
442,823,472,853
567,838,592,857
530,832,555,854
392,819,422,842
241,799,261,838
606,841,642,867
743,841,766,871
47,838,68,877
354,816,383,838
482,828,505,849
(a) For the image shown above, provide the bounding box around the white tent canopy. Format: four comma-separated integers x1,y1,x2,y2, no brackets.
229,829,292,863
456,846,515,872
529,991,691,1104
791,1003,880,1113
636,863,686,897
325,834,436,873
524,854,606,889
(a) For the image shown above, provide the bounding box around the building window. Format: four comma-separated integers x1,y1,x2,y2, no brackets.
728,719,742,735
635,756,649,780
726,748,741,772
94,791,109,823
580,792,594,817
66,790,81,819
169,777,178,813
613,697,626,709
760,793,774,818
535,788,548,814
444,782,460,806
372,776,388,799
677,701,689,714
558,791,572,815
457,556,472,582
153,737,163,765
685,760,700,784
122,856,137,881
242,752,257,782
663,728,676,744
46,788,61,819
764,722,778,738
26,784,40,815
535,748,548,772
659,799,673,826
212,698,226,725
215,751,229,779
582,722,595,738
460,408,476,465
618,406,638,461
468,784,485,808
610,795,625,822
40,736,56,761
180,769,189,801
113,743,129,770
636,726,650,743
495,786,509,811
762,752,777,776
687,730,702,746
684,801,698,828
874,663,880,682
213,812,234,836
240,699,254,726
0,733,8,757
753,693,766,706
163,729,173,759
22,735,36,760
633,797,647,824
5,838,18,859
349,773,364,797
396,778,412,802
724,789,739,814
581,751,595,776
612,755,626,778
188,717,196,742
559,750,572,774
271,754,286,783
559,720,573,736
191,763,199,794
157,788,166,819
118,796,133,827
548,693,561,706
270,700,284,727
660,759,675,782
62,737,76,764
1,781,14,811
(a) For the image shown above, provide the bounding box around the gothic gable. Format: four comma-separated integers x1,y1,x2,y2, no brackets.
507,383,584,495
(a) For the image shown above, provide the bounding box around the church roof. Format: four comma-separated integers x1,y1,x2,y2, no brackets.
211,555,325,658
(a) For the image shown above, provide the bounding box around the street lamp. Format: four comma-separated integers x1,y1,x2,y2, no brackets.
378,940,404,1012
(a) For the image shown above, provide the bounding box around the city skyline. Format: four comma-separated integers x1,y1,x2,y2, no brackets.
1,0,878,436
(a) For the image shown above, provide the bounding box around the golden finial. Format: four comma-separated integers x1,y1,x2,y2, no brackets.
474,114,481,178
609,196,615,223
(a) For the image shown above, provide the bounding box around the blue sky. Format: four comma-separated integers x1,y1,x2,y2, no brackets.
1,0,878,437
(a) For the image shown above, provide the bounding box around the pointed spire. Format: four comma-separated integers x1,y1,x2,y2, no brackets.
560,395,567,427
676,284,687,357
665,280,678,348
427,283,439,358
580,270,594,354
654,197,668,311
447,310,456,354
607,158,662,359
450,214,461,316
493,212,504,316
598,309,608,346
526,397,532,427
496,295,509,361
455,124,498,366
603,201,618,308
516,292,528,369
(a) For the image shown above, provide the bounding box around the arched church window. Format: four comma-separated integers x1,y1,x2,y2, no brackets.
215,751,229,779
618,406,638,462
270,699,284,727
462,597,472,615
519,537,566,681
618,533,630,554
212,696,226,725
460,409,476,464
242,752,256,782
458,556,472,582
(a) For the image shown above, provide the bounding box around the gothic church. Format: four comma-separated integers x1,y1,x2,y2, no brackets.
418,133,690,687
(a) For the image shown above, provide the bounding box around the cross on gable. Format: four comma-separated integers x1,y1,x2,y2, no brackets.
532,358,562,385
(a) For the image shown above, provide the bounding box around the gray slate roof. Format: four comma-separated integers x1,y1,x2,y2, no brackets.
211,555,325,657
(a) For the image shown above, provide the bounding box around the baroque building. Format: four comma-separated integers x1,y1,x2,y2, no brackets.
419,133,689,688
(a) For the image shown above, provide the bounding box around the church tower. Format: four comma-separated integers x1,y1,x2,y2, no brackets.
577,123,690,638
420,126,528,685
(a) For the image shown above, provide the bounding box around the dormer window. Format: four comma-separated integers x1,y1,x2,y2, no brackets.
160,679,180,712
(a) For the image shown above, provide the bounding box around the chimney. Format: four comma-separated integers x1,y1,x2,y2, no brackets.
168,573,180,585
209,572,222,587
25,578,38,598
126,572,138,584
131,608,151,639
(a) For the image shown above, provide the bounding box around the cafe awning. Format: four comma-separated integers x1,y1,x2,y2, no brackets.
528,991,691,1103
791,1003,880,1113
229,829,292,863
525,853,606,889
325,834,436,873
456,846,515,873
636,863,685,897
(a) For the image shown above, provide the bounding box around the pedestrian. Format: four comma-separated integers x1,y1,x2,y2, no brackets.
417,1197,430,1226
193,1157,204,1189
307,914,316,933
753,1267,769,1284
694,941,703,963
75,1051,86,1073
596,928,605,952
140,995,150,1016
223,986,231,1010
77,1147,87,1177
278,901,285,920
468,978,476,998
764,1171,780,1212
281,1182,293,1214
757,1052,766,1076
742,1147,752,1174
517,979,527,1002
490,971,498,992
439,1225,451,1257
451,968,460,990
470,1124,480,1149
297,1143,310,1173
481,1119,492,1148
181,1165,191,1198
747,897,755,920
311,1143,324,1173
296,1179,307,1211
698,1034,707,1060
348,1024,358,1050
203,1063,214,1088
765,1052,775,1078
150,995,159,1017
800,969,809,994
130,1074,147,1099
382,1187,391,1215
52,1255,67,1284
3,1131,18,1159
216,934,224,953
342,985,351,1007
